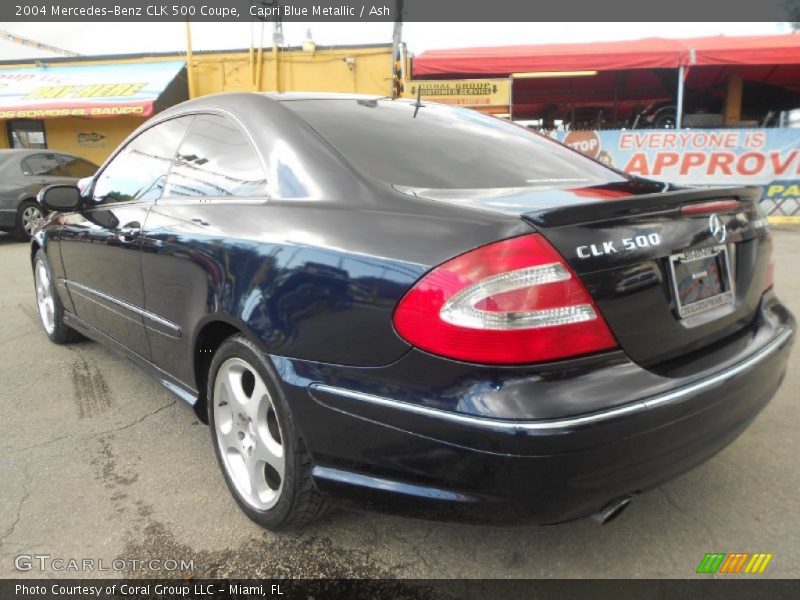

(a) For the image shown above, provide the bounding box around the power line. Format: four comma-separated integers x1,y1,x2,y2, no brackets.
0,30,81,57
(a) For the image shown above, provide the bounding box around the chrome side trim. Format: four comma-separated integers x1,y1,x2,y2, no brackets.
161,380,198,405
65,279,181,337
68,287,144,326
142,312,182,337
311,327,793,432
311,466,477,502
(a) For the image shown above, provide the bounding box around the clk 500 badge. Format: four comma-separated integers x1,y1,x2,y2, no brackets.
576,233,661,259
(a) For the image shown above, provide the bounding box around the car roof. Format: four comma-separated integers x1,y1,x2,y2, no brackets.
161,92,387,115
0,149,45,156
154,92,407,131
263,92,385,102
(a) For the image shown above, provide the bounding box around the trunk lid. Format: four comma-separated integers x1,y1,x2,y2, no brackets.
521,184,770,366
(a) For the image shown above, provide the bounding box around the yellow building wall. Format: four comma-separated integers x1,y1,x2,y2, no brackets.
190,46,394,96
0,45,393,163
44,116,146,165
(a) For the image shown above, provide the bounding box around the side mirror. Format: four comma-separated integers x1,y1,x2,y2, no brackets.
38,185,81,212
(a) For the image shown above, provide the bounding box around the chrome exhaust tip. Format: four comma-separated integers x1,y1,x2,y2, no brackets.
590,495,632,525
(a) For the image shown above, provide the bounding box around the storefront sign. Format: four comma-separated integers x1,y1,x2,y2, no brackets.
0,60,185,119
77,132,108,148
555,128,800,219
403,78,510,108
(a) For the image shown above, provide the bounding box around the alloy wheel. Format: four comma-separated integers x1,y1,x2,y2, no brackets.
213,357,285,510
22,205,44,237
34,259,55,334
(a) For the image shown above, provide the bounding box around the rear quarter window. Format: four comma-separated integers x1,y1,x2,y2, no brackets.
165,114,268,198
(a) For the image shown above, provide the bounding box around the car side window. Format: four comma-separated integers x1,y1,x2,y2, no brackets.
164,114,267,198
91,116,193,206
21,153,66,177
59,155,98,178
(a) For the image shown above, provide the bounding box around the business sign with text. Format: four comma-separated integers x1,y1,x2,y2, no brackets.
0,60,185,119
555,128,800,218
403,78,510,109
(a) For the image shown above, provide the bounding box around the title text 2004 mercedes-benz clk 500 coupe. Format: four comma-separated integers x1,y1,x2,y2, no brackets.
31,93,794,529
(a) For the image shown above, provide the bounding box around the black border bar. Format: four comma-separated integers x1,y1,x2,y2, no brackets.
1,0,797,22
2,579,800,600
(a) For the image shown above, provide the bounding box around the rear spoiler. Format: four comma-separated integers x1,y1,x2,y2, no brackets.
526,186,763,228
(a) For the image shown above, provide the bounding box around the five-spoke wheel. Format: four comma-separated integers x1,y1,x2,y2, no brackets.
31,249,81,344
213,357,285,511
34,258,55,335
208,335,326,529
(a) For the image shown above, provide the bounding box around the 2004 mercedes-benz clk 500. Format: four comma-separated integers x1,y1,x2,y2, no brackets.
31,93,794,529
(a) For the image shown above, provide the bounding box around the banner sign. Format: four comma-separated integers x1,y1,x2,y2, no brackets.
0,61,185,119
555,128,800,218
403,78,510,109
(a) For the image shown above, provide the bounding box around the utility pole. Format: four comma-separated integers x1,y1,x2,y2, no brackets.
272,19,283,92
251,1,281,91
184,21,197,99
675,65,685,129
391,0,404,98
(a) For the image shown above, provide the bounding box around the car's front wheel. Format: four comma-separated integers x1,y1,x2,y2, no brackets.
208,334,327,529
16,200,46,241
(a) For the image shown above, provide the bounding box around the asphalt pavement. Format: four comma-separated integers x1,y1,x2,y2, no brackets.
0,228,798,579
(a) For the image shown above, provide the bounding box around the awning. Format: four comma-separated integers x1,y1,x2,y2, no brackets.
0,60,186,119
413,35,800,77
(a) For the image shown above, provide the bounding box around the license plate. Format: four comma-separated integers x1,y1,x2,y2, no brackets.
668,245,734,319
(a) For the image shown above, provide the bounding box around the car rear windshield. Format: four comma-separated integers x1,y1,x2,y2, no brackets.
284,99,625,190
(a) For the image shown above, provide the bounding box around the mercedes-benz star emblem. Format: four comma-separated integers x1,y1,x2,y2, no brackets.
709,214,727,243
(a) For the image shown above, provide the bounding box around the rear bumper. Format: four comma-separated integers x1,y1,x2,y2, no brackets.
276,296,794,523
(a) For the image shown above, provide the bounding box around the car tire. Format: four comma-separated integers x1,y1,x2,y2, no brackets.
208,334,327,530
33,249,82,344
15,200,46,241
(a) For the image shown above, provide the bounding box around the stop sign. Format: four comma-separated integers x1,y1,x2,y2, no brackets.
563,131,601,159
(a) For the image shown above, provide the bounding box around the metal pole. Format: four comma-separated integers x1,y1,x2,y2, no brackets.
256,23,264,91
676,65,685,129
508,76,513,121
391,0,404,98
184,21,196,99
249,23,255,89
400,42,407,85
272,20,282,92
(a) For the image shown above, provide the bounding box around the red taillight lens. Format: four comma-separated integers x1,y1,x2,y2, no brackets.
393,233,618,364
680,199,741,216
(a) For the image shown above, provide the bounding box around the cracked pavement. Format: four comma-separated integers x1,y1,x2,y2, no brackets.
0,229,798,579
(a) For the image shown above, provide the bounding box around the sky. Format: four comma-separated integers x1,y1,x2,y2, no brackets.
0,21,791,61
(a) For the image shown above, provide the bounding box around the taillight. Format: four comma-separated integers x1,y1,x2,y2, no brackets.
680,199,741,216
764,235,775,291
393,233,618,364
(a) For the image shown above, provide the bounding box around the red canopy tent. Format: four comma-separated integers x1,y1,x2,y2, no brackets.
413,35,800,76
412,35,800,124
